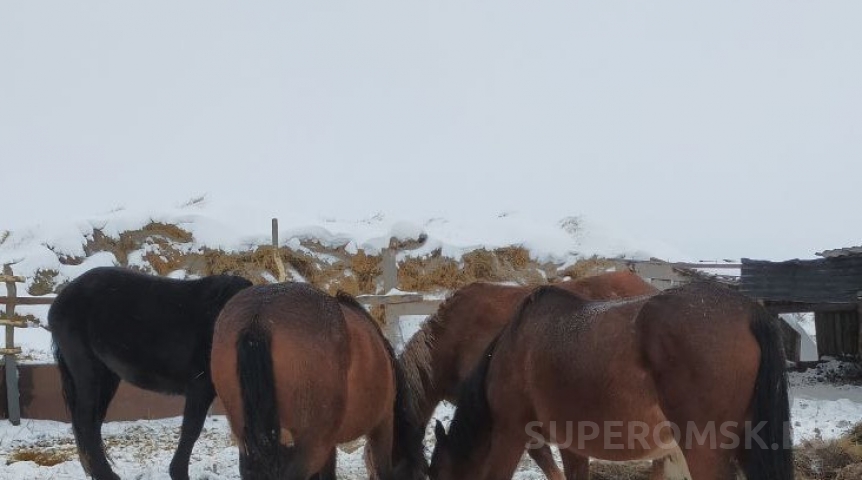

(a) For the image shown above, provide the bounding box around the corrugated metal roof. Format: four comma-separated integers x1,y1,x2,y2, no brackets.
816,246,862,258
740,256,862,304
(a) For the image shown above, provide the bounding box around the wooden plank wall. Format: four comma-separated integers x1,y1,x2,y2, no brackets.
815,310,860,358
0,363,226,421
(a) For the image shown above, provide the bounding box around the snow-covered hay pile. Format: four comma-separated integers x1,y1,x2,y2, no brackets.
0,197,685,325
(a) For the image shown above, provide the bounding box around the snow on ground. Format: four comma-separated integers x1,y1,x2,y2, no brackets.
2,369,861,479
3,319,862,479
792,385,862,441
0,409,542,480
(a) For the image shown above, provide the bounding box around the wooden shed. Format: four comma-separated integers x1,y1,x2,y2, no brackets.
740,251,862,359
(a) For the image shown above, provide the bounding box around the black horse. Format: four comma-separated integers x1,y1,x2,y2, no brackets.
48,266,252,480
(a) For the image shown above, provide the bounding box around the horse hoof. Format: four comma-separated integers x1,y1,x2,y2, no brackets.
93,474,121,480
169,466,190,480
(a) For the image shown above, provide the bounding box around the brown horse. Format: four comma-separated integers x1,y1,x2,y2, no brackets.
430,281,793,480
399,271,659,479
210,283,426,480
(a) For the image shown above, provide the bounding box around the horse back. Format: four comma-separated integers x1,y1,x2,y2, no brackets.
49,267,251,391
488,287,657,421
556,270,659,299
50,266,250,330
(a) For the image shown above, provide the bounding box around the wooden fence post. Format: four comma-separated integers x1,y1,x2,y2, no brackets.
272,218,287,283
2,264,22,425
380,248,404,350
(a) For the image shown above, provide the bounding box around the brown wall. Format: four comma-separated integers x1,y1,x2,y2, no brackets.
1,363,224,422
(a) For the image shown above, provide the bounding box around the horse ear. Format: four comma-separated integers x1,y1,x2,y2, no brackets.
434,419,447,444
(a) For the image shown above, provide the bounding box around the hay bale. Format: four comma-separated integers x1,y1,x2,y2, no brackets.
494,246,531,270
83,222,194,267
795,434,862,480
27,268,59,296
559,255,616,280
7,447,76,467
349,250,381,293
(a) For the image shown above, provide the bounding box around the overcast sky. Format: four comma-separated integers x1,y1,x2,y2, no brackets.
2,2,860,261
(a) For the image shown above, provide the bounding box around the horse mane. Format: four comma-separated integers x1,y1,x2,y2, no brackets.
398,284,486,421
335,291,428,476
399,312,437,419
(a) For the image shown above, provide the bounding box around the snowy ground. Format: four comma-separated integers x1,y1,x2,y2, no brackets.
3,375,861,479
3,317,862,479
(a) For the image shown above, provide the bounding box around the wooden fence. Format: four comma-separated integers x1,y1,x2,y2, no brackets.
1,222,440,422
1,264,54,425
1,225,769,423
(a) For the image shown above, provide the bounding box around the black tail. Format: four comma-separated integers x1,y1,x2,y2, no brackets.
443,332,501,463
53,342,77,420
743,305,794,479
236,320,283,477
54,349,80,435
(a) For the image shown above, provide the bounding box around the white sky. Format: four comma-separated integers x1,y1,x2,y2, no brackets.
2,2,860,261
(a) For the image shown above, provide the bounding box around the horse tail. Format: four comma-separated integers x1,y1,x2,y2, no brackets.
443,331,501,458
54,348,76,416
49,303,77,417
742,305,794,479
236,318,283,475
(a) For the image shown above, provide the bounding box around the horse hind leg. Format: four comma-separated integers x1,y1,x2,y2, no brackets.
679,446,736,480
310,449,337,480
169,375,216,480
481,425,533,480
239,443,309,480
57,348,121,480
558,449,590,480
365,416,395,480
528,445,565,480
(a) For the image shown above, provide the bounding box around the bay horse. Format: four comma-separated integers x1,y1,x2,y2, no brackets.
210,282,427,480
430,281,793,480
48,266,252,480
399,270,661,479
